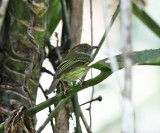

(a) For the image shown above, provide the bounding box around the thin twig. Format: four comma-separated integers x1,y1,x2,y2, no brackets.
92,4,120,61
55,32,63,62
102,1,123,91
90,0,93,46
49,38,61,43
41,67,55,76
89,0,94,128
39,84,54,132
80,96,102,106
80,108,92,133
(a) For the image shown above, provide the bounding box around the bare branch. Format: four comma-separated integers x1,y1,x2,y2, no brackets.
89,0,94,128
39,84,54,132
80,96,102,106
92,4,120,61
41,67,55,77
80,108,92,133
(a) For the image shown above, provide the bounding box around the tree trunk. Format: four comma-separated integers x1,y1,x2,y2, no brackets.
0,0,47,132
70,0,83,45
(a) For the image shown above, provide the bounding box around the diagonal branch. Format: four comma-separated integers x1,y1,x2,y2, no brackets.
92,4,120,61
80,108,92,133
36,98,69,133
24,68,111,119
39,84,54,132
132,2,160,38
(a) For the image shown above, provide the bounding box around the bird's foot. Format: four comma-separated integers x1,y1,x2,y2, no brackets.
63,87,67,96
61,80,67,96
79,79,85,87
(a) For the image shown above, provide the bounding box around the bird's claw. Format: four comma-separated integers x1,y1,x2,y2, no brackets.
79,79,85,87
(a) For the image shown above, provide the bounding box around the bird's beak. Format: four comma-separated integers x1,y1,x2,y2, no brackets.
91,46,99,49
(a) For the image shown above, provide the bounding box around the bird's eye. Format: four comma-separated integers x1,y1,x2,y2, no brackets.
83,46,86,49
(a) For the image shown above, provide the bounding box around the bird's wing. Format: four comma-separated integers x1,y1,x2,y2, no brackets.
47,55,91,95
56,56,91,78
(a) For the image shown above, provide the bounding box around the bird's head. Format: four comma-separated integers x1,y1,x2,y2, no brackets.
68,43,98,56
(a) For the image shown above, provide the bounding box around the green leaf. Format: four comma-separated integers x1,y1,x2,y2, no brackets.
91,49,160,70
47,0,62,36
0,122,4,133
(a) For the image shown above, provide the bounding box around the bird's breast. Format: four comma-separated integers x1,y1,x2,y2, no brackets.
60,65,90,82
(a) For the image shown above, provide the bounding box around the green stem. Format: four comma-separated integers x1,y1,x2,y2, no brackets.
72,94,82,133
36,98,69,133
60,0,73,46
132,2,160,38
24,69,111,119
92,4,120,61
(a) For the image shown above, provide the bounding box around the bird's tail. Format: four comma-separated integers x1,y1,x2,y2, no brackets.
46,79,59,95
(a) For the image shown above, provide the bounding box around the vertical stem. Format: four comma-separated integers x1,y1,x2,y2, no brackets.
70,0,83,132
54,1,72,132
90,0,93,46
89,0,94,128
70,0,83,45
120,0,134,133
61,0,73,46
72,94,82,133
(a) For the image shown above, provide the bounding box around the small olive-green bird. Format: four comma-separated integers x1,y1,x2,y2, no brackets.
46,43,98,95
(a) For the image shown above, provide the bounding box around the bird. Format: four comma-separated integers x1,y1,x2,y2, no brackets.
46,43,98,95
